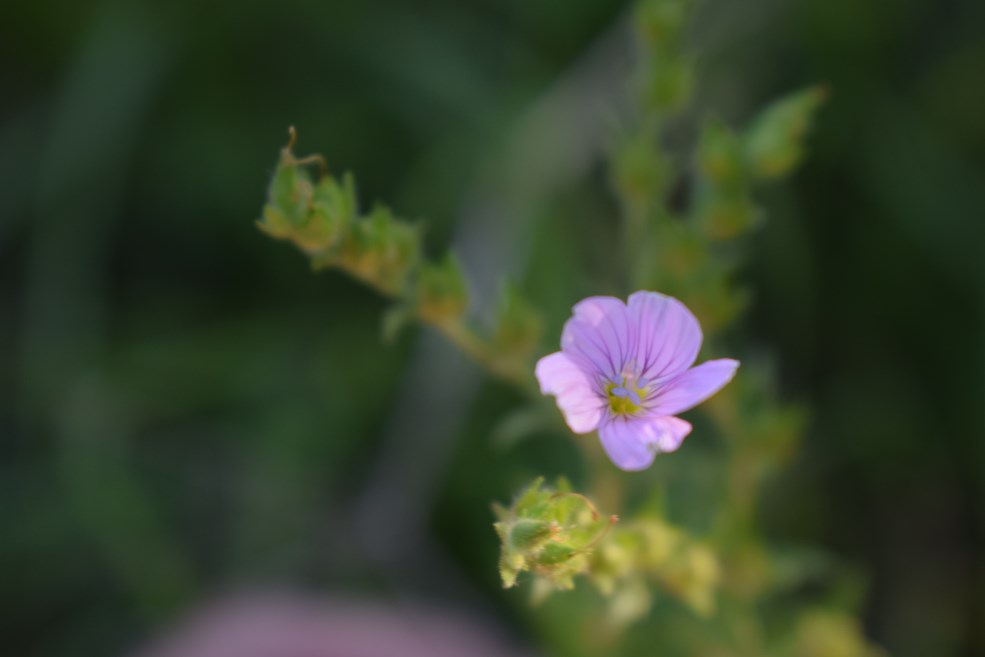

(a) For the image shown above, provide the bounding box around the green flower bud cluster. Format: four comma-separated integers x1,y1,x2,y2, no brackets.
611,130,669,223
693,86,826,242
257,129,543,390
629,86,825,336
583,5,876,652
635,0,695,112
644,219,747,334
494,478,617,593
258,129,420,298
496,479,720,625
661,87,821,259
694,118,760,241
260,163,354,255
591,518,720,625
316,205,421,297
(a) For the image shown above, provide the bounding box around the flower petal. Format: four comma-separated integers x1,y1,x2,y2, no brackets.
628,291,702,382
598,417,655,471
649,416,693,453
535,352,604,433
651,358,740,416
560,296,634,380
598,415,694,471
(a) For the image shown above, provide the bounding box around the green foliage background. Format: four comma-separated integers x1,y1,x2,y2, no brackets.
2,0,983,656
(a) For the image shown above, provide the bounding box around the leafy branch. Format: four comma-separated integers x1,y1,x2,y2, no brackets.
257,127,542,393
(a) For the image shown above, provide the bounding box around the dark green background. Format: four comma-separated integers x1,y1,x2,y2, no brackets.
2,0,983,655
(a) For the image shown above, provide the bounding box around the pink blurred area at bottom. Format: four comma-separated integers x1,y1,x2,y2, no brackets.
130,593,536,657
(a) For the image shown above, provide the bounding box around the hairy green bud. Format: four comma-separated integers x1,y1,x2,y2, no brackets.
494,478,617,595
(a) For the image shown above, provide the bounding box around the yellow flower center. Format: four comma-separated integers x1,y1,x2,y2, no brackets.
605,379,647,416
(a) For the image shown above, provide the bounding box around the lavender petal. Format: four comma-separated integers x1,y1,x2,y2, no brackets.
560,296,634,380
598,414,695,471
651,358,740,416
628,291,702,382
534,351,605,433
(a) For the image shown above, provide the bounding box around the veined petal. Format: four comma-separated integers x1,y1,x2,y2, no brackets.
651,358,740,416
598,417,654,471
560,296,634,380
535,352,604,433
598,415,694,471
628,291,702,382
572,295,626,326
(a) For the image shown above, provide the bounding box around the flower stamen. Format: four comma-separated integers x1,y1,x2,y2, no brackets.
605,378,646,416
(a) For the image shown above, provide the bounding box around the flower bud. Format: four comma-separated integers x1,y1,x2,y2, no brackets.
492,283,543,364
743,85,827,180
590,518,722,619
328,206,420,295
693,118,761,240
696,118,742,187
258,132,351,255
507,519,557,553
642,56,693,112
636,0,690,51
635,1,695,111
611,133,668,215
267,153,311,225
416,253,468,324
493,479,616,595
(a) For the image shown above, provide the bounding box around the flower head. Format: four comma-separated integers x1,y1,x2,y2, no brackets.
535,292,738,471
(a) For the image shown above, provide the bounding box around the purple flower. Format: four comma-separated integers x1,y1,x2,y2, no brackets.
535,292,739,471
